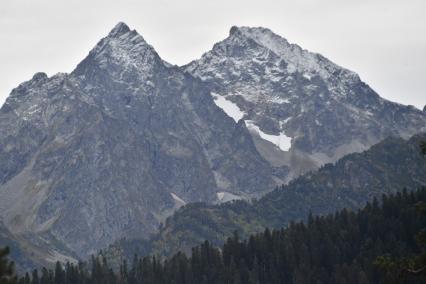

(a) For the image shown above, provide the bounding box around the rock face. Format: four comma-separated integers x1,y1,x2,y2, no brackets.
0,23,277,259
184,26,426,180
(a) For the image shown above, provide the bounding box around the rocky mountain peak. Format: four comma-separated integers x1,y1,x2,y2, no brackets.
108,22,131,38
187,25,358,87
229,26,356,81
31,72,48,82
184,26,426,181
73,22,165,81
230,26,291,47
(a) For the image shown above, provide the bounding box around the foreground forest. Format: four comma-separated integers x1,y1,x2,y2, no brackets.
0,186,424,284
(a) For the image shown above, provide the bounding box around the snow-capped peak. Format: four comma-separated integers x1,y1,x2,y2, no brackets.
227,26,356,80
92,22,153,60
73,22,167,81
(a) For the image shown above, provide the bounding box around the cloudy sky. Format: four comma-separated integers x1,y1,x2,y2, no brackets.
1,0,425,109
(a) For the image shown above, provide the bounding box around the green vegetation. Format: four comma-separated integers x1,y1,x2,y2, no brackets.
16,188,426,284
138,134,426,259
374,142,426,281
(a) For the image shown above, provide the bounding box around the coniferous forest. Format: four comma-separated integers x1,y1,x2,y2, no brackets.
1,187,424,284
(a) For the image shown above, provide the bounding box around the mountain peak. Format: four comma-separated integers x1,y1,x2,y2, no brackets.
108,22,131,38
73,22,165,80
31,72,48,82
229,26,241,36
229,26,290,47
223,25,358,81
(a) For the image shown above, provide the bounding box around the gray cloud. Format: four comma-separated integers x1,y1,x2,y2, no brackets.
1,0,425,108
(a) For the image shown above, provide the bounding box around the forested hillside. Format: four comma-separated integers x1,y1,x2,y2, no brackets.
107,133,426,260
15,187,426,284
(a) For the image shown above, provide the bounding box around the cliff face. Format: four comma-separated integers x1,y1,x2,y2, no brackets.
0,23,277,259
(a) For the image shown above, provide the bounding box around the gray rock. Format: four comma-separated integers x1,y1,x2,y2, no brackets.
184,26,426,180
0,23,277,260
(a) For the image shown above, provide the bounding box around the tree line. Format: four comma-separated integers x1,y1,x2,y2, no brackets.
0,187,423,284
0,141,424,283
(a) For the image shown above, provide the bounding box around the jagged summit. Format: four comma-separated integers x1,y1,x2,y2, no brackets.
73,22,166,83
187,25,357,87
229,26,289,46
231,26,355,81
31,72,48,82
108,22,131,37
89,22,155,61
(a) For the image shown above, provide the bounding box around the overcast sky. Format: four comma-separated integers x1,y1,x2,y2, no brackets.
1,0,425,109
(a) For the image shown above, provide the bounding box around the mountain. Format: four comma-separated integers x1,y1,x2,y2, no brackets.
184,26,426,180
0,23,279,261
1,23,425,268
108,133,426,260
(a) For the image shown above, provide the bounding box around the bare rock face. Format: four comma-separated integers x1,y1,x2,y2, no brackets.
184,26,426,180
0,23,277,259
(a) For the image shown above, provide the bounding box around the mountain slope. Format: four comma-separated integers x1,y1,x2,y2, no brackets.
184,26,426,180
0,23,279,260
0,221,77,273
38,188,426,284
109,133,426,259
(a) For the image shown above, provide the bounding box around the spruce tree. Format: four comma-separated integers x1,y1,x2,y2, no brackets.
0,246,17,284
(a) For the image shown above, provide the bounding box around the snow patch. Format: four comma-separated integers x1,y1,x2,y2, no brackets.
217,192,242,203
211,93,245,122
282,117,292,124
269,96,290,104
245,120,292,151
170,193,186,205
303,73,312,80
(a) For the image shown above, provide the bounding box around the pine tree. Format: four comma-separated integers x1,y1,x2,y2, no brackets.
0,246,17,284
421,141,426,156
40,267,52,284
53,262,65,284
375,141,426,282
31,270,39,284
